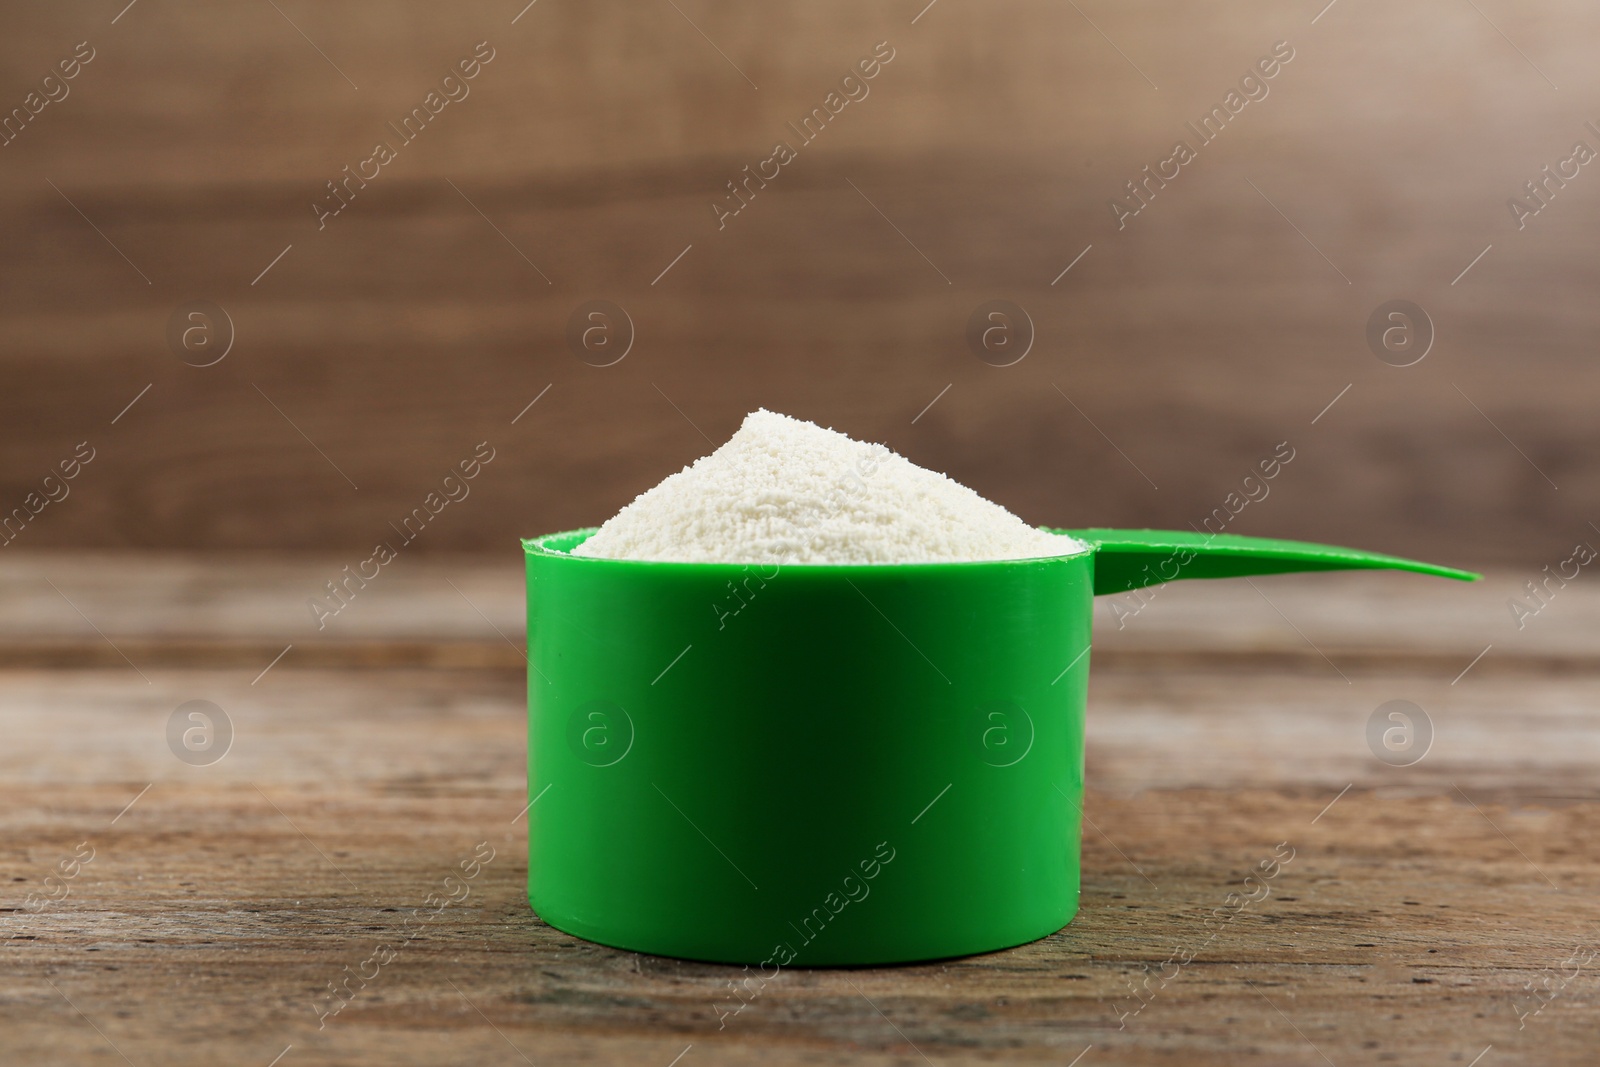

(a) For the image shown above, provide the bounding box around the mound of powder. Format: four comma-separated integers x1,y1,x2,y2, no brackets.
572,410,1081,564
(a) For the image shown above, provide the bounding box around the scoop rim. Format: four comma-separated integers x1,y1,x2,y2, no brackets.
521,527,1096,570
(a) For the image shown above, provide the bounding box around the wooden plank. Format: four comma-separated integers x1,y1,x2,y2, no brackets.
2,651,1597,1065
0,170,1592,563
0,559,1591,676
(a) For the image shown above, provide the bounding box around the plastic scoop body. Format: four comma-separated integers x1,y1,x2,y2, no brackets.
523,528,1473,964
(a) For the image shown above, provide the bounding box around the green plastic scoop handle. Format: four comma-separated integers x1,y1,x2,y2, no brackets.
1059,528,1480,596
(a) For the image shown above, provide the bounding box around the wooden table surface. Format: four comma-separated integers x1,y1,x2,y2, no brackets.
3,554,1597,1065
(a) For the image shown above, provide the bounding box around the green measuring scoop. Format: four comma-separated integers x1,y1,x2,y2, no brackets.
523,528,1475,965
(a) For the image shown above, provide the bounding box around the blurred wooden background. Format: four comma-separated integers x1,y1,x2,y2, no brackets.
1,0,1595,564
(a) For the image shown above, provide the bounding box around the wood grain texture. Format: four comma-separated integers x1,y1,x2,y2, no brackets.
1,1,1597,562
2,558,1598,1064
0,552,1585,668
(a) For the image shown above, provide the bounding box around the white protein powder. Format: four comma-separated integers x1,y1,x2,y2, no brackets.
572,410,1082,564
